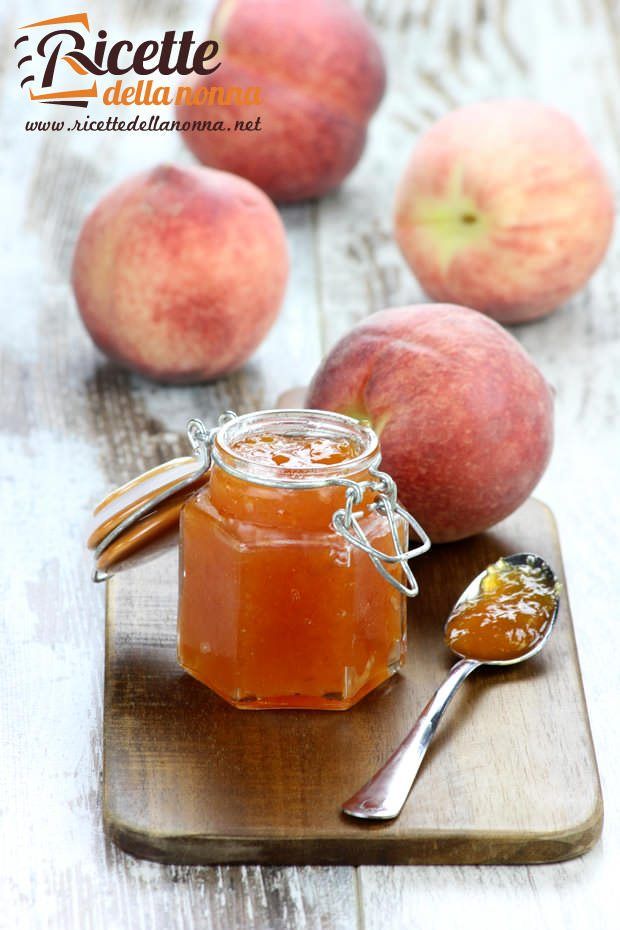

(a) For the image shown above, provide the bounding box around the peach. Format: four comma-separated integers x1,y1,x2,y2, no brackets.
307,304,554,542
72,164,288,382
176,0,386,202
394,100,614,324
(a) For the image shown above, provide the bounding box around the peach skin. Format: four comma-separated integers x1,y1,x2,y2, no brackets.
177,0,386,202
72,164,289,382
307,303,554,542
394,100,614,323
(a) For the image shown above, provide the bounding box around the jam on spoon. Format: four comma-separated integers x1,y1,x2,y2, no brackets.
443,556,560,662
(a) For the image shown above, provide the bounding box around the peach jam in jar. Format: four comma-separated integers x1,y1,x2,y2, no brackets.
177,410,429,710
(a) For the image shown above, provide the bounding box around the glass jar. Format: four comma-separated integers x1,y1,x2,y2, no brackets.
177,410,429,710
88,409,429,711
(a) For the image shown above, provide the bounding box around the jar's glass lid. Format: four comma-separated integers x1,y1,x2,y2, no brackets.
87,456,208,578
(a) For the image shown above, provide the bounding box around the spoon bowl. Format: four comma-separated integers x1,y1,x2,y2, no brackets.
342,552,561,821
445,552,560,666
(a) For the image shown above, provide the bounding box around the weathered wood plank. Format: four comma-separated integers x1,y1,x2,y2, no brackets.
1,0,354,927
335,0,619,925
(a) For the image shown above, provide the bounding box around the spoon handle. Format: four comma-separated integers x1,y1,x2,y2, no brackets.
342,657,480,820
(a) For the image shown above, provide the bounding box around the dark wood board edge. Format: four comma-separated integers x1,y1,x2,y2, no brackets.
103,812,603,867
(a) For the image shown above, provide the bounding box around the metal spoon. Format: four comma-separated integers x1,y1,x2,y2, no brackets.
342,552,560,821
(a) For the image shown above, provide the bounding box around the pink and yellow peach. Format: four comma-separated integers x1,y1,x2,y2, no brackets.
395,100,614,323
72,164,289,382
177,0,386,202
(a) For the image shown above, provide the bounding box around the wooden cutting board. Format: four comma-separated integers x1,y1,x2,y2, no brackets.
103,498,602,865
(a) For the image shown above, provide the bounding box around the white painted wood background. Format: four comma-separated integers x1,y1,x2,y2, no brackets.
1,0,618,927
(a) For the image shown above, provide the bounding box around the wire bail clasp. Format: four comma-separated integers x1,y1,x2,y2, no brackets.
186,410,237,459
331,465,430,597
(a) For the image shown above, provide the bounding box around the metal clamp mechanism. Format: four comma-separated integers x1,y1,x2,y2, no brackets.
331,466,430,597
185,411,237,463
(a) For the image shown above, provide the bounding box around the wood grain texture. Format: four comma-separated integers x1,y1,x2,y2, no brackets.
344,1,620,926
1,0,619,925
2,1,352,927
104,500,602,866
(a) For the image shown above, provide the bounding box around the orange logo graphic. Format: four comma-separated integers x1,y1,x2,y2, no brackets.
16,13,98,107
15,12,230,110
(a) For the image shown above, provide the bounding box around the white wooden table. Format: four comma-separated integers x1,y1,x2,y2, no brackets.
2,0,618,926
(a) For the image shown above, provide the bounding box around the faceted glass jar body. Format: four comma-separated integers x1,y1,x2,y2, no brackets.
177,410,408,710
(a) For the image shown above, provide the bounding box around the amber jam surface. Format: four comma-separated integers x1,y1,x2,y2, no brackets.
444,557,557,662
229,433,362,468
177,411,407,710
